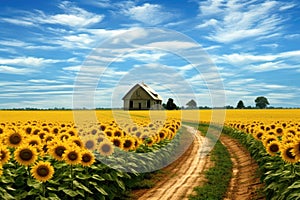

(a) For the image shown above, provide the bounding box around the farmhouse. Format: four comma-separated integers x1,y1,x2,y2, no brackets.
122,83,163,110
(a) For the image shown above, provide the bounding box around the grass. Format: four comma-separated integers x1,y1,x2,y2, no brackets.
189,124,233,200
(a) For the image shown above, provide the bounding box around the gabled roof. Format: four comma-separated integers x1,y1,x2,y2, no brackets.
122,83,162,101
186,99,197,106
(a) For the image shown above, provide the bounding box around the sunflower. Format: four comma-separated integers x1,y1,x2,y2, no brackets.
122,137,135,151
67,128,78,137
281,144,298,163
81,150,95,167
70,137,84,148
111,137,123,148
158,129,168,140
49,140,68,161
286,128,297,136
14,145,38,166
0,146,11,165
82,136,97,151
26,135,42,147
266,141,281,156
293,140,300,160
24,126,32,135
62,147,82,165
0,165,3,176
262,135,277,147
31,161,54,182
58,133,70,141
6,130,24,148
97,140,114,156
51,126,60,135
44,133,55,143
253,130,264,141
113,129,123,137
275,126,284,136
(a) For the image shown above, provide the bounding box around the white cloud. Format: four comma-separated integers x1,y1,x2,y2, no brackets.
28,79,63,84
0,56,72,67
1,18,36,26
219,50,300,67
122,3,174,25
148,41,198,50
198,0,286,43
1,1,104,28
198,0,225,16
0,65,34,74
196,19,218,28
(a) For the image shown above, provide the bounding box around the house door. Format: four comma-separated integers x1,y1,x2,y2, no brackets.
139,103,141,110
130,101,133,109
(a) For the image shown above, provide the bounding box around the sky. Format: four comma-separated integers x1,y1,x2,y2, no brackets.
0,0,299,109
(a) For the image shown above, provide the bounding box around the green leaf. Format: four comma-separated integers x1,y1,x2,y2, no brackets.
48,192,61,200
92,174,105,181
27,178,41,189
4,184,15,191
73,180,93,194
116,179,126,191
93,185,108,195
288,180,300,189
75,173,91,180
46,187,58,191
63,189,78,197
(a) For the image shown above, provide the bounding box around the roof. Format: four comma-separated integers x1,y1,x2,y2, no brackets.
122,83,163,101
186,99,197,106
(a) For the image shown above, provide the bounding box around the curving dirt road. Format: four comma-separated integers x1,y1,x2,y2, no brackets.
136,126,212,200
132,127,264,200
220,135,265,200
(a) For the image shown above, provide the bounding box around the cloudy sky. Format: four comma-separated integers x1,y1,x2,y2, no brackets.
0,0,299,109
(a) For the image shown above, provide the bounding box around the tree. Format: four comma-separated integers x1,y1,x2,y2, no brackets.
255,96,269,109
236,100,245,109
166,98,177,110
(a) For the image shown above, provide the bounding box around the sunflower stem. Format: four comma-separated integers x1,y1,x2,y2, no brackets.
70,164,74,190
42,182,46,197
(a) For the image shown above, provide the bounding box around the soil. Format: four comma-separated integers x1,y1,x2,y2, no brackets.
130,127,265,200
220,135,265,200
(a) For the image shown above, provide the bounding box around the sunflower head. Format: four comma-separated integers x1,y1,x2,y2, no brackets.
97,140,114,156
49,140,68,161
81,150,95,167
63,147,82,165
266,141,281,156
14,145,38,166
31,161,54,182
111,137,123,148
281,144,298,163
6,130,24,148
122,137,135,151
0,146,11,165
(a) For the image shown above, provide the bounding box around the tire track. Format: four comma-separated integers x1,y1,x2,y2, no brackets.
220,135,265,200
137,126,212,200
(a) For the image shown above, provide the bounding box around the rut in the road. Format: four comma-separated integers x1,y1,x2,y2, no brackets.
220,135,265,200
137,126,212,200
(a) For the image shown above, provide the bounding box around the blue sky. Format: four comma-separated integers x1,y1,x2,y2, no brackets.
0,0,299,109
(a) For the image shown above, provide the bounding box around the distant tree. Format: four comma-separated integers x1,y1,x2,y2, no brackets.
225,105,234,109
236,100,245,109
255,96,269,109
166,98,177,110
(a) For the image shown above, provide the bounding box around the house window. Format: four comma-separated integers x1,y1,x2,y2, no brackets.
130,101,133,108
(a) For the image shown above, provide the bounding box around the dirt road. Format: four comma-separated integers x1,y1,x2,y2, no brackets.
133,127,264,200
134,126,212,200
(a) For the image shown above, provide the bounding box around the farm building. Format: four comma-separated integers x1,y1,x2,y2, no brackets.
122,83,163,110
186,99,197,109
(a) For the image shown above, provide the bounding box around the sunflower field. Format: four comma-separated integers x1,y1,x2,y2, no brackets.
0,110,183,199
222,109,300,199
